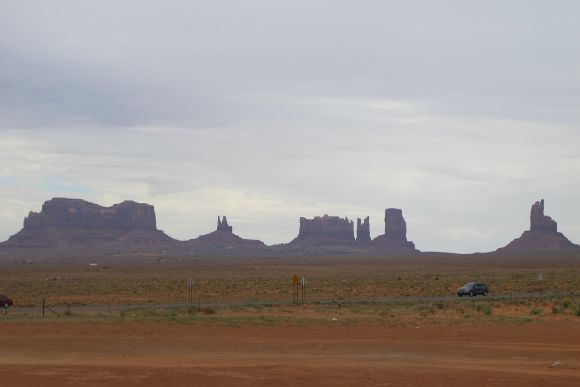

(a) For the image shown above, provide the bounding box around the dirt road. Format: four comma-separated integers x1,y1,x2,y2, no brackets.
0,321,579,386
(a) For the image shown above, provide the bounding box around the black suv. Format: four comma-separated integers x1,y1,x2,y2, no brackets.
457,283,488,297
0,294,13,308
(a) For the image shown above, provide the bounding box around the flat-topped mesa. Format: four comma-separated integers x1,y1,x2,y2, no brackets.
371,208,417,253
498,199,579,252
2,198,172,248
290,215,355,246
216,216,233,233
356,216,371,243
23,198,157,231
530,199,557,233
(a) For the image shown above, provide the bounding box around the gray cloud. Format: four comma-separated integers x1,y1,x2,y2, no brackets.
0,1,579,252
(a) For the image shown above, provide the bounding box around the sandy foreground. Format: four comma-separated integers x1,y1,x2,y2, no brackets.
0,320,578,386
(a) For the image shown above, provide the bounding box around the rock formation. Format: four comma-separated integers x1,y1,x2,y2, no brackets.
371,208,417,253
356,217,371,243
188,215,266,250
1,198,173,248
289,215,355,246
498,199,579,252
217,216,233,232
530,199,557,233
384,209,407,241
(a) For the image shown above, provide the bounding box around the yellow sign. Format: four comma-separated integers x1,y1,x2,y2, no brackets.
292,274,300,285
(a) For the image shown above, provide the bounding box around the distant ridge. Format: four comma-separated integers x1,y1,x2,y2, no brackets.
1,197,579,257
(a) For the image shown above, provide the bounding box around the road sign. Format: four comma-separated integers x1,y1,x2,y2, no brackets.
292,274,300,285
301,277,306,286
538,273,544,281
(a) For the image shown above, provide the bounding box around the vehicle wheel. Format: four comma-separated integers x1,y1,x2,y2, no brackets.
469,291,474,297
3,303,7,308
483,291,487,296
458,294,463,298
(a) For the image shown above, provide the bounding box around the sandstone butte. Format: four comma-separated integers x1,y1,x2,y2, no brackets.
0,197,579,254
0,198,173,248
286,210,417,253
185,215,266,250
369,208,417,253
288,215,355,247
356,216,371,244
497,199,580,252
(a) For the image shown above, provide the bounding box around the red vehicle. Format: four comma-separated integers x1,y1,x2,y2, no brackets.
0,294,13,308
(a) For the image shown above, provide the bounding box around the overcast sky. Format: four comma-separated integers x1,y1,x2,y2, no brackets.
1,1,579,253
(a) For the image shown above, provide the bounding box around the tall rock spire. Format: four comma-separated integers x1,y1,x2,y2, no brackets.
356,216,371,243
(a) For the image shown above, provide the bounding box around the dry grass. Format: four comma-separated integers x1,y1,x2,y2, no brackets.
0,254,578,313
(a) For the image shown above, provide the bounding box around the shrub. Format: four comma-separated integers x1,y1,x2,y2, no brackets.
552,305,560,314
477,303,492,316
530,307,542,315
562,298,572,309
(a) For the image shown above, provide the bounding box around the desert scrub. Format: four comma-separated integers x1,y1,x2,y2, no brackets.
476,303,492,316
551,305,561,314
562,298,572,309
530,307,542,315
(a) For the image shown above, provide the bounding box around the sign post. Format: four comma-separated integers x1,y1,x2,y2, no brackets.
187,278,193,305
538,273,544,302
292,274,300,304
301,277,306,306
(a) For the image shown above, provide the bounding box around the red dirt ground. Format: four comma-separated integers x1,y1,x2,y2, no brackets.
0,321,579,386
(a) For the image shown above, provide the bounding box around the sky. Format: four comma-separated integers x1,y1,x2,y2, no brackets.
1,0,579,253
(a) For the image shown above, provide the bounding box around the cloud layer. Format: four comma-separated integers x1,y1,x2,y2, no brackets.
1,1,579,252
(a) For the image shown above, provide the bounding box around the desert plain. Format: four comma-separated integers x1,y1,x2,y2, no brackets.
0,253,579,386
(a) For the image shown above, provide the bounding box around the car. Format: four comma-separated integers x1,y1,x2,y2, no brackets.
457,283,488,297
0,294,13,308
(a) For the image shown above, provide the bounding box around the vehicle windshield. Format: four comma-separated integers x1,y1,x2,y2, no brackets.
463,283,475,287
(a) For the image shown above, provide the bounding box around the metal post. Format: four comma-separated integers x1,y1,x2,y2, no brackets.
42,298,45,318
301,277,306,306
186,278,194,305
